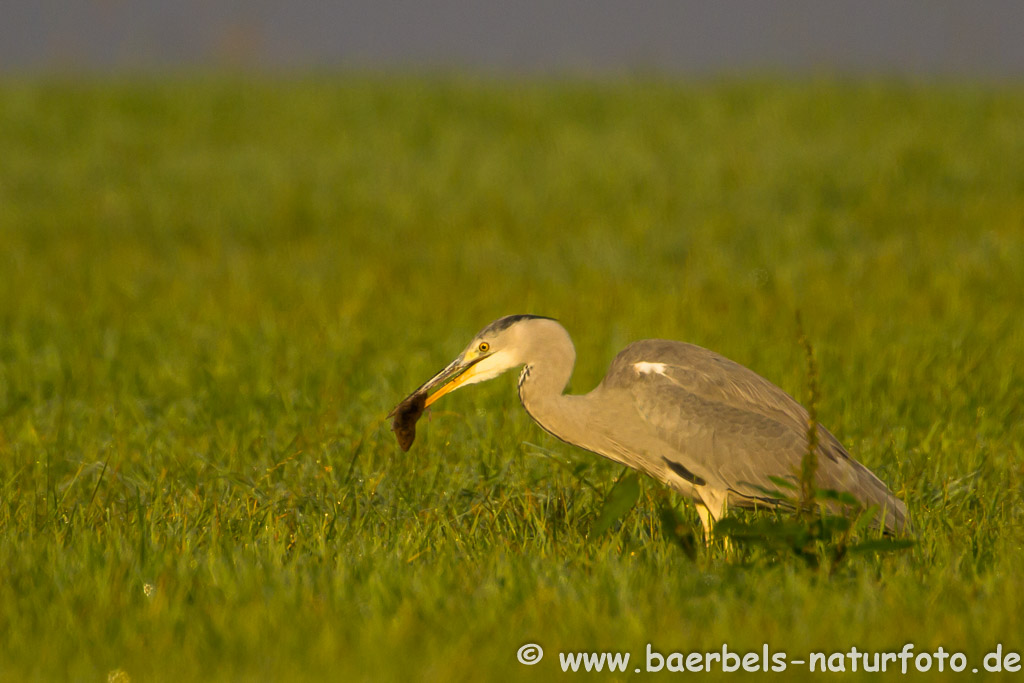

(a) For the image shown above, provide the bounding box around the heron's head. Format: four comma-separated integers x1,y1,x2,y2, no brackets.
408,314,561,408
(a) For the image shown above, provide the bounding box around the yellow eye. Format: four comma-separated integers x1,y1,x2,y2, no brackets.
478,342,490,353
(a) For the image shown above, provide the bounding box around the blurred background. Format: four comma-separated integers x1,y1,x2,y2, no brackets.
4,0,1024,77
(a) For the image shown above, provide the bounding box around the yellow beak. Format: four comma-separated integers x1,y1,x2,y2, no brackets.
424,374,466,407
394,352,485,411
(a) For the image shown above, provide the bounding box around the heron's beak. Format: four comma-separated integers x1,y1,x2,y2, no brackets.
405,353,486,409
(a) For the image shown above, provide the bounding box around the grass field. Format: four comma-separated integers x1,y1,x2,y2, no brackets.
1,75,1022,681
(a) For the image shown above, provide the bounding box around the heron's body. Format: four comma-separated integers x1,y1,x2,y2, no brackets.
393,315,908,537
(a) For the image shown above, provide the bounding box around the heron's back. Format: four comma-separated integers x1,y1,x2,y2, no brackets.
594,340,908,532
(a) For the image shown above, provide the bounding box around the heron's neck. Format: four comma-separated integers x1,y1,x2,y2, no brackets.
517,341,593,450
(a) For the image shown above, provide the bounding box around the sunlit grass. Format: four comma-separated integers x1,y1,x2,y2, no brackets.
0,75,1022,681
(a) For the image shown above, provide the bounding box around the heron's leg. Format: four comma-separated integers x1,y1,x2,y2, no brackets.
696,488,731,552
695,503,714,546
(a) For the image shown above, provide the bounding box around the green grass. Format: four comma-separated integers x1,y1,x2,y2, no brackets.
1,75,1022,681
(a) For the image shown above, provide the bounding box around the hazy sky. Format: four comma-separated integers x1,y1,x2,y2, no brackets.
3,0,1023,77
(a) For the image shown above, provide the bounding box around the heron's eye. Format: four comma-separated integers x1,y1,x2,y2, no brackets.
478,342,490,353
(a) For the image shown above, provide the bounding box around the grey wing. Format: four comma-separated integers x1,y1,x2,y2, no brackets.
613,340,819,437
604,341,908,530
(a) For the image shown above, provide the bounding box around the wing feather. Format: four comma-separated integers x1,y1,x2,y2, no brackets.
599,340,906,529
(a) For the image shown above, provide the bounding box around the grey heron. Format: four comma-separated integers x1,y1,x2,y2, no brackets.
390,314,909,539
